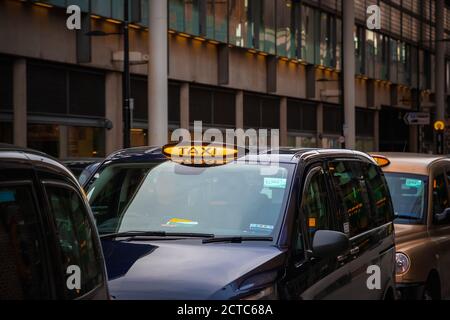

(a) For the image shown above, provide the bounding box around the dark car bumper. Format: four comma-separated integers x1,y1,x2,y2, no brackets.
397,282,425,300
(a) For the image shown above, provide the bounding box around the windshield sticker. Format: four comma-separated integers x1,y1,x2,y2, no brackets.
264,178,287,189
0,191,15,203
405,179,422,188
164,218,199,228
250,224,274,232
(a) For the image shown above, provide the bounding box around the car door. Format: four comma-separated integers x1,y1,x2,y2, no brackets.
41,180,108,300
327,159,385,300
0,167,53,299
429,166,450,298
286,163,351,300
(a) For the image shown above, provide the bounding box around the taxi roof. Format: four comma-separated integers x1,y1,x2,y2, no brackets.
371,152,449,175
104,146,375,165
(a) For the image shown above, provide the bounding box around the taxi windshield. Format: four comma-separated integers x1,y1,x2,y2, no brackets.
87,161,294,239
384,173,428,224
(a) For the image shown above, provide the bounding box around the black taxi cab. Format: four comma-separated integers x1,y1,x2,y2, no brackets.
0,144,109,300
84,143,396,300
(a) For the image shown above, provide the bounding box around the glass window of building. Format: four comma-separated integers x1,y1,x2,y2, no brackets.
356,109,375,152
0,57,13,112
69,70,105,117
169,83,181,125
390,39,399,83
68,127,106,158
276,0,296,59
185,0,200,35
170,0,185,31
301,5,318,64
319,12,335,68
206,0,229,42
244,93,279,129
0,122,13,144
91,0,112,17
365,30,375,79
190,86,235,127
258,0,276,54
28,63,67,115
287,100,317,148
27,124,60,158
131,76,148,121
322,104,343,148
355,26,365,75
229,0,250,47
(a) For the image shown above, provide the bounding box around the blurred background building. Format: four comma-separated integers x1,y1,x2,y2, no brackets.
0,0,449,159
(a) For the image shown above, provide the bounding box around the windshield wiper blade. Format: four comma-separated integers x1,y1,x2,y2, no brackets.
394,215,421,220
100,231,215,240
202,236,273,244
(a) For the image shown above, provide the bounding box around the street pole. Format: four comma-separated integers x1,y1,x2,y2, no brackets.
123,0,131,149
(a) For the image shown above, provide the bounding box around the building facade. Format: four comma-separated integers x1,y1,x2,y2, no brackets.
0,0,449,159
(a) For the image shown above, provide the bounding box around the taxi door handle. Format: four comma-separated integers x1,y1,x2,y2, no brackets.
350,246,360,256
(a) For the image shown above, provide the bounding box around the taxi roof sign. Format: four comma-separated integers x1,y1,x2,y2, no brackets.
162,142,241,166
372,155,391,168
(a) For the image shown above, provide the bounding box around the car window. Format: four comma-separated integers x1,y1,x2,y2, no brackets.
329,161,372,238
433,172,449,217
361,163,394,227
86,164,155,231
301,168,333,245
0,184,49,300
45,185,103,299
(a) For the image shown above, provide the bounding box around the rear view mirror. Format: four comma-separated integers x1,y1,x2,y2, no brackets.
312,230,350,260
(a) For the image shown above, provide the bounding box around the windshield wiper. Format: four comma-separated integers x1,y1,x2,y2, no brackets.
100,231,215,240
394,215,421,221
202,236,273,244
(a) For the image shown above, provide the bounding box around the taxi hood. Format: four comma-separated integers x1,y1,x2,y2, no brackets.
102,239,286,300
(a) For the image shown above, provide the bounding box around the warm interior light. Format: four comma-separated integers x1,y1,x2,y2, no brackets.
105,18,122,25
90,15,102,20
34,2,53,8
372,155,391,168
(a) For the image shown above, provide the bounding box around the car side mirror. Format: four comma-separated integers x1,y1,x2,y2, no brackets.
312,230,350,260
435,208,450,224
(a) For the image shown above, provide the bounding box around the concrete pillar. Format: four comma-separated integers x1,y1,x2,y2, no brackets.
436,0,446,122
280,97,288,147
236,90,244,129
13,59,27,147
374,110,380,152
148,0,168,146
180,83,190,130
317,103,324,148
343,0,356,149
59,126,68,159
105,72,123,154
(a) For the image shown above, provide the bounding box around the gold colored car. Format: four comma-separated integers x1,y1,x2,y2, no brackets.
372,153,450,300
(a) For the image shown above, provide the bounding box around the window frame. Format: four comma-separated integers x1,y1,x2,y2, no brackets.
41,180,104,300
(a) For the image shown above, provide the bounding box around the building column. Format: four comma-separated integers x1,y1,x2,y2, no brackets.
180,83,190,130
436,0,446,122
13,59,27,147
343,0,356,149
148,0,168,146
317,103,324,148
280,97,288,147
105,72,123,154
374,110,380,152
236,90,244,129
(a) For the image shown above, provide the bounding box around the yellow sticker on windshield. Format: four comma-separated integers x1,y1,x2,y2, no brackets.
166,218,199,227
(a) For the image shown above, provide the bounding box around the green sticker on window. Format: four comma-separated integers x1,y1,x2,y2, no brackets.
264,178,287,189
405,179,422,188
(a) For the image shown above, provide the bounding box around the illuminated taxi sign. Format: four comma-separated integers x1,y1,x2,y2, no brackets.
162,142,240,166
434,120,446,132
372,155,391,168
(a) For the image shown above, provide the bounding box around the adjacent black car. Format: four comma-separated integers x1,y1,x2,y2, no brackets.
0,145,109,300
84,144,396,300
